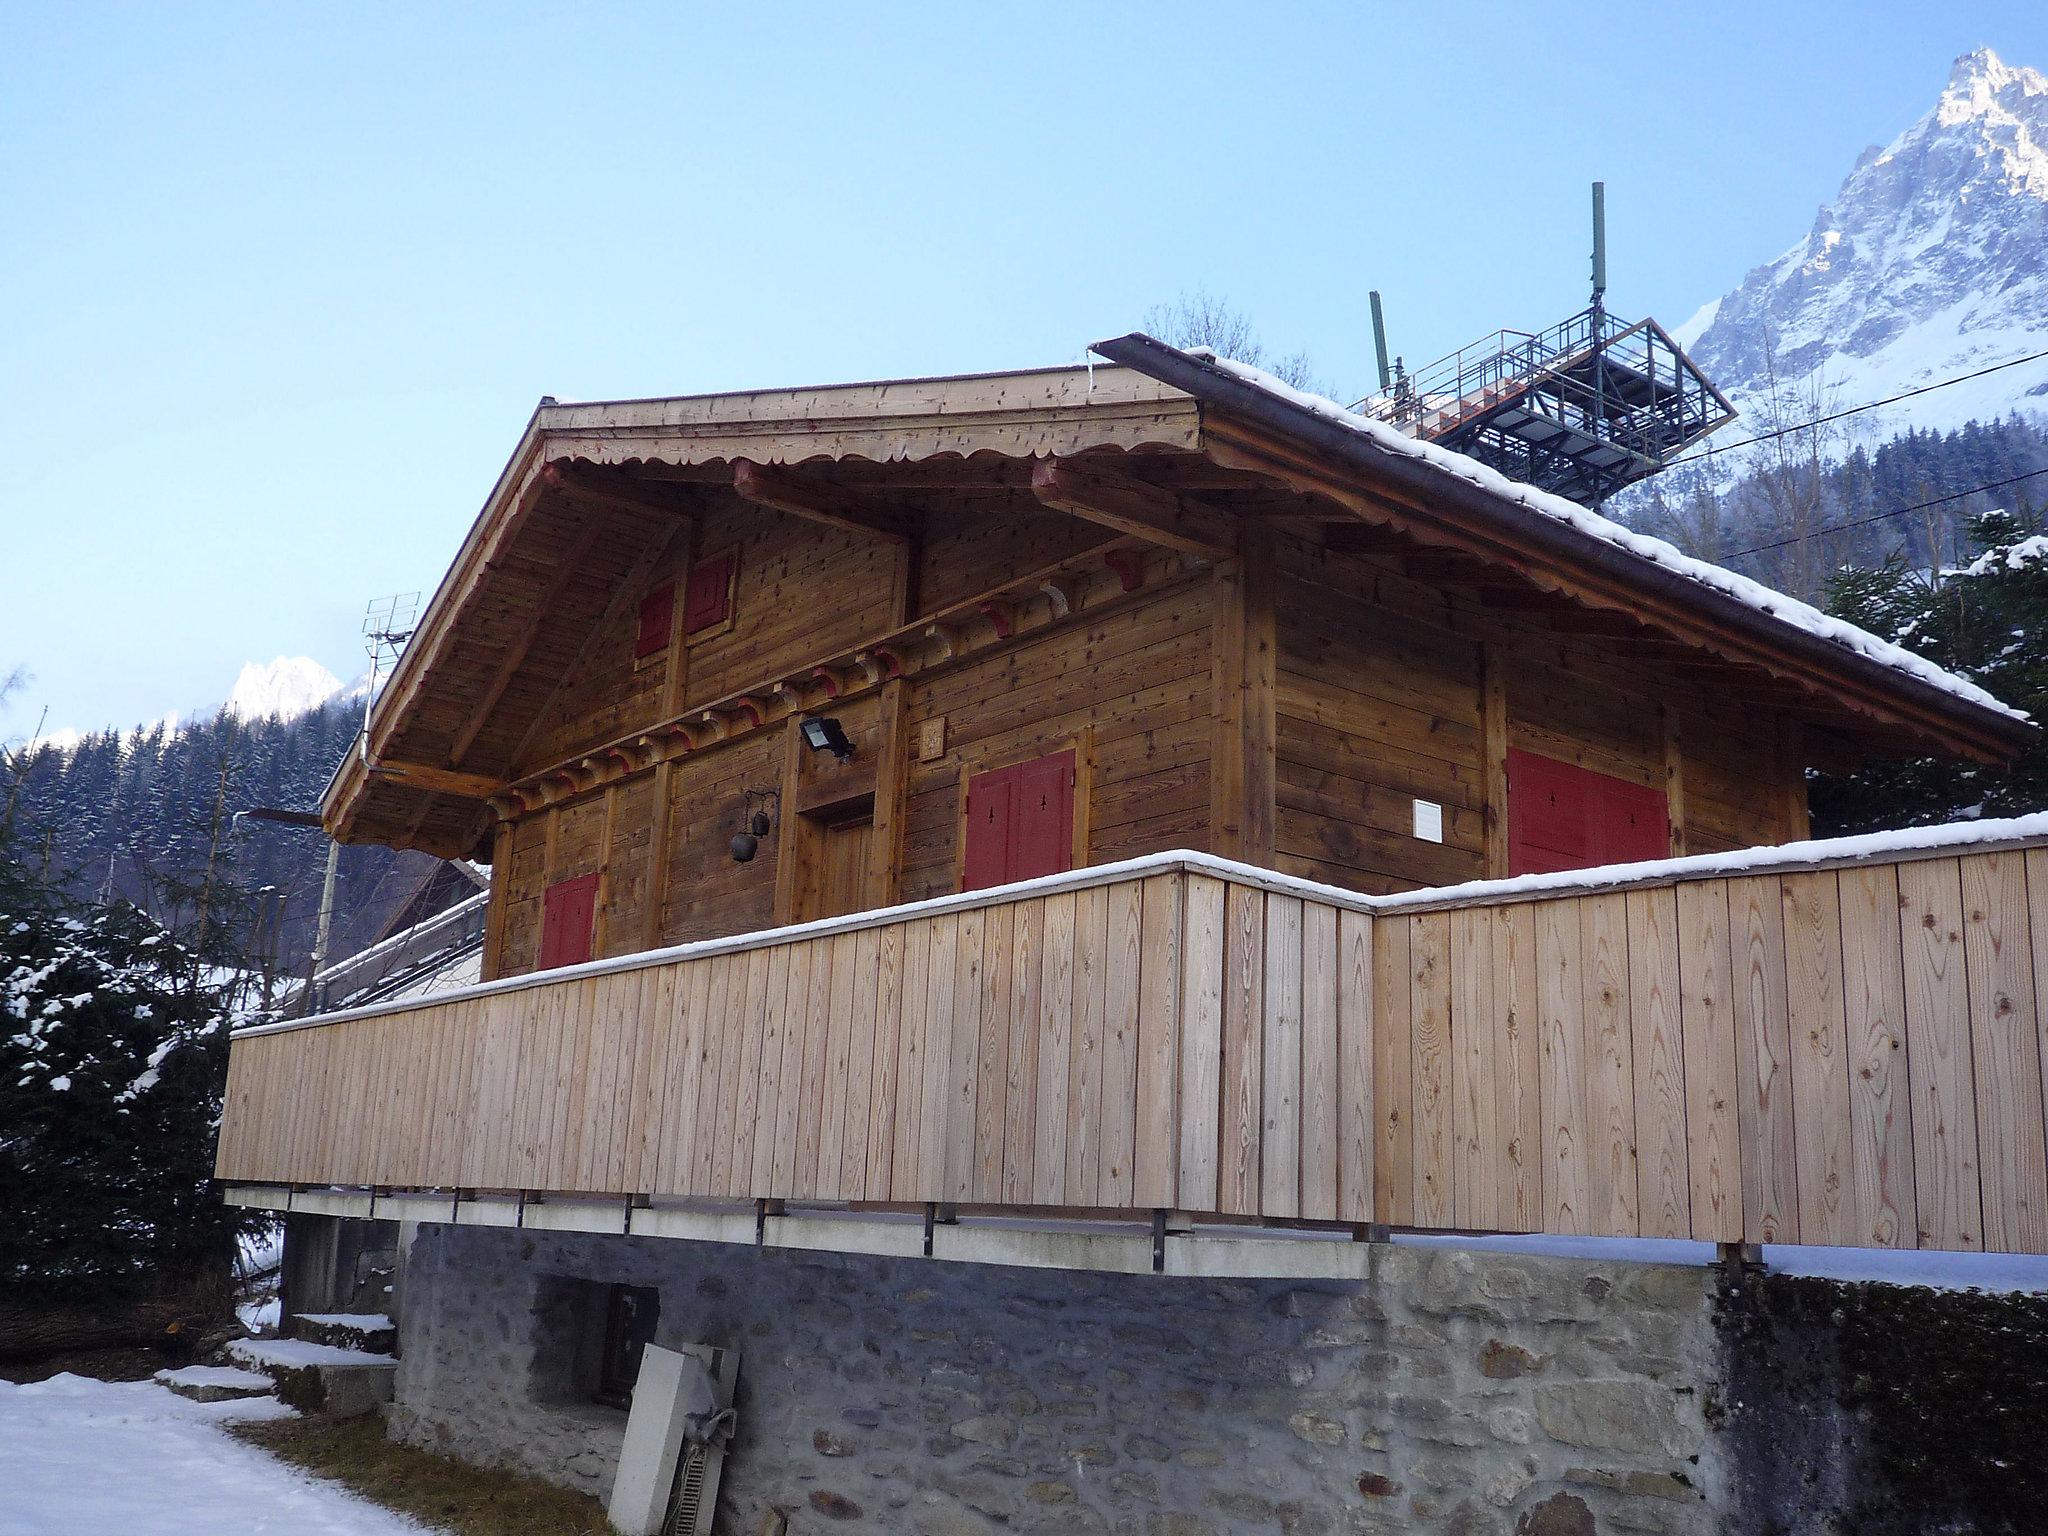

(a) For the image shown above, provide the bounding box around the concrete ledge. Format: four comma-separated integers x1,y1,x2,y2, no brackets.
1165,1233,1372,1280
289,1189,376,1219
224,1185,291,1212
628,1206,757,1245
932,1224,1154,1274
520,1199,631,1234
765,1213,925,1258
373,1193,458,1223
453,1198,523,1228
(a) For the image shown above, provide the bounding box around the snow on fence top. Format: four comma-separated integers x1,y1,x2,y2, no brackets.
1182,349,2029,725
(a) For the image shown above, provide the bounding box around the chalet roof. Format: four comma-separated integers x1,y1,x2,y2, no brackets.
325,344,2031,857
1094,334,2025,726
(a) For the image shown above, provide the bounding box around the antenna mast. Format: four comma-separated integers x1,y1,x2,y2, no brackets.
1369,290,1392,393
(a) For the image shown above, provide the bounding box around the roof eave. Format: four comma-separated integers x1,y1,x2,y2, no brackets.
1092,332,2035,767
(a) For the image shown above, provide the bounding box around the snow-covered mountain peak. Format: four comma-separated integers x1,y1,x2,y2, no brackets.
225,657,345,721
1680,48,2048,451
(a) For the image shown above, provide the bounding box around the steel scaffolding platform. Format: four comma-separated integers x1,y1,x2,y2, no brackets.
1353,304,1734,507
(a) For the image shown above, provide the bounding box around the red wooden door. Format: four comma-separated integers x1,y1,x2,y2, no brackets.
538,873,600,969
1507,749,1669,877
962,749,1076,891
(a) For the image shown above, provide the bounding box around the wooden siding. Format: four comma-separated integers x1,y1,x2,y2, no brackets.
220,838,2048,1255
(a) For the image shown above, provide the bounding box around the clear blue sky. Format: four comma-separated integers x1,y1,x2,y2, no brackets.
4,2,2043,742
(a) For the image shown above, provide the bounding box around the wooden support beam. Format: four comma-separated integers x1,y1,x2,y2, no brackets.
446,521,609,770
368,761,504,800
1031,458,1239,560
732,460,913,541
541,461,695,520
505,527,689,773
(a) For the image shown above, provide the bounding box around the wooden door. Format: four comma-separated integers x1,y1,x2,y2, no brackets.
798,811,875,923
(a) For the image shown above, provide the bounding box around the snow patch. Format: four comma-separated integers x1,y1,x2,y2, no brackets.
230,1337,395,1369
0,1373,425,1535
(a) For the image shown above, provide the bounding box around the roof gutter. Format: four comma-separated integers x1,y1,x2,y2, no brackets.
1092,332,2035,763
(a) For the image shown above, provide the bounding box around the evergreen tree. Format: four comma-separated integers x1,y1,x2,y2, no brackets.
0,833,248,1307
1810,507,2048,835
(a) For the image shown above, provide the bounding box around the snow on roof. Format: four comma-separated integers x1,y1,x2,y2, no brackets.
1181,349,2029,725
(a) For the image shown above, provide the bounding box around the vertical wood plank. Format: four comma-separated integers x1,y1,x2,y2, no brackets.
865,924,905,1203
1031,897,1073,1205
1410,911,1453,1228
918,913,960,1202
1372,915,1413,1226
1003,900,1044,1204
795,938,836,1199
2029,849,2048,1241
1495,902,1542,1232
1177,875,1226,1211
1959,852,2048,1253
947,908,986,1202
1134,876,1184,1210
1100,882,1145,1209
889,923,931,1199
815,931,859,1201
838,927,882,1200
1536,900,1589,1235
1626,886,1691,1240
1580,893,1639,1237
1260,894,1304,1219
1898,857,1982,1251
973,905,1016,1203
1783,871,1853,1245
1337,908,1376,1224
1676,880,1743,1243
1300,900,1341,1223
689,955,731,1195
749,947,792,1195
1837,866,1916,1248
1066,890,1107,1205
634,969,680,1196
1451,905,1499,1231
767,944,810,1197
1220,884,1266,1216
1730,875,1799,1244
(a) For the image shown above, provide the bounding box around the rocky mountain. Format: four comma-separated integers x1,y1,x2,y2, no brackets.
1677,48,2048,449
224,656,359,721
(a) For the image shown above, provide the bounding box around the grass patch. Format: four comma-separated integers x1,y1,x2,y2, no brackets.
230,1414,611,1536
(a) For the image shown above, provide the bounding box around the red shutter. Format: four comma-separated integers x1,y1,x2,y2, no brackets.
634,583,675,659
1010,750,1075,881
683,553,734,634
1508,749,1668,877
539,874,600,969
961,766,1016,893
961,749,1076,892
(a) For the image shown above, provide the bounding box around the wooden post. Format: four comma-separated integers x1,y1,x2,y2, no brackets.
869,677,909,910
1778,718,1812,841
1210,528,1276,865
480,820,512,981
1661,706,1687,857
1481,643,1510,877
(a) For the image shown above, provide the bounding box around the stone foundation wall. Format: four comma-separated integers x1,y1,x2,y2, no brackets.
392,1225,1721,1535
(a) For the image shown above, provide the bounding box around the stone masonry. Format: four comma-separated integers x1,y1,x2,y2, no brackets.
392,1224,1720,1534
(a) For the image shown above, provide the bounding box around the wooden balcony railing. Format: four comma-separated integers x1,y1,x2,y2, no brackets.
217,822,2048,1255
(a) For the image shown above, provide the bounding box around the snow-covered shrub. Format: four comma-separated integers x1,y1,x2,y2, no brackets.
0,841,245,1304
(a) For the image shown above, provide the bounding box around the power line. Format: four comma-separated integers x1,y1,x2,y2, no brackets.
1669,346,2048,469
1724,466,2048,560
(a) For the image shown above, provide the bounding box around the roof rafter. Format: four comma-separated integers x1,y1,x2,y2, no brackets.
1029,457,1238,560
732,460,914,541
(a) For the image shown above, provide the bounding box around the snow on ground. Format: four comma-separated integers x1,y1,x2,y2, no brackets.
0,1374,430,1536
239,1295,283,1332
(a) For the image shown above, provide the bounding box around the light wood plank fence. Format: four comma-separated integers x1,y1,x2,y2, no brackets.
217,840,2048,1254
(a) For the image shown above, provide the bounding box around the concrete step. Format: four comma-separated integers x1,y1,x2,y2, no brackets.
287,1311,397,1354
155,1364,277,1404
228,1337,397,1418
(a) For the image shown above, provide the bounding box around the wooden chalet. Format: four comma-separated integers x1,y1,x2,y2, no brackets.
219,337,2048,1263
